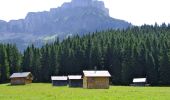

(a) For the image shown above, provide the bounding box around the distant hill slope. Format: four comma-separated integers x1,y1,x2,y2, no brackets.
0,0,131,50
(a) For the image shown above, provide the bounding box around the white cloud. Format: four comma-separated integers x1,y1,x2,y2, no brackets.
102,0,170,25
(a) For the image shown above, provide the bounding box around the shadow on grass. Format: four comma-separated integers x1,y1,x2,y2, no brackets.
68,87,83,89
6,84,26,86
5,83,32,86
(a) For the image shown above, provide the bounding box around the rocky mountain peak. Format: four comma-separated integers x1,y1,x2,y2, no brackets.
0,0,131,50
61,0,109,16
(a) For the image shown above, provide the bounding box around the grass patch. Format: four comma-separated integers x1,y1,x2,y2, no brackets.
0,83,169,100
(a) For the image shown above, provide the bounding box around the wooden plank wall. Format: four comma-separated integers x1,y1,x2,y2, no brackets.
83,77,109,89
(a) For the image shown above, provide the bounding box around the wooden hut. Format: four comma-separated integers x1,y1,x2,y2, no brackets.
83,70,111,89
10,72,33,85
131,78,147,86
51,76,68,86
68,75,83,87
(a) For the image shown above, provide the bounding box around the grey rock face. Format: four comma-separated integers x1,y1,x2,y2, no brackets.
0,0,130,35
0,0,131,50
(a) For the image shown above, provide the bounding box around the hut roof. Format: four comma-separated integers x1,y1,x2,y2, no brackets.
83,70,111,77
68,75,82,79
133,78,146,83
51,76,67,80
10,72,31,78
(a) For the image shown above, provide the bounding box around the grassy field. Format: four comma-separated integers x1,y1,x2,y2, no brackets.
0,83,170,100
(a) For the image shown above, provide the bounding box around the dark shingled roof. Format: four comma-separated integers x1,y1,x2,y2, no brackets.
10,72,31,78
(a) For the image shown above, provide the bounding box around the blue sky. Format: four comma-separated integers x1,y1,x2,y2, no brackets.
0,0,169,25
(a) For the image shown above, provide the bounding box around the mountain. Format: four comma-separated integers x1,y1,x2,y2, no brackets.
0,0,131,50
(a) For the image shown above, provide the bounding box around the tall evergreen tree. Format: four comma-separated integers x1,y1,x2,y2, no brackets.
159,46,170,85
0,46,9,82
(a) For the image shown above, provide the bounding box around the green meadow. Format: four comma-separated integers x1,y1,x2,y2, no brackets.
0,83,169,100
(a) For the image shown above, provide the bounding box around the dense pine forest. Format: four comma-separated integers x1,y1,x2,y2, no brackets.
0,24,170,85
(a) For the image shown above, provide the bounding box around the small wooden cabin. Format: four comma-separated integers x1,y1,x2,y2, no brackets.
10,72,33,85
83,70,111,89
51,76,68,86
68,75,83,87
131,78,147,86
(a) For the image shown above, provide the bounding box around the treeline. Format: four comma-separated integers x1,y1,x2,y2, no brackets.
1,24,170,85
0,44,21,83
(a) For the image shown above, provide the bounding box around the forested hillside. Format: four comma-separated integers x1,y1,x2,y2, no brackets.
0,24,170,85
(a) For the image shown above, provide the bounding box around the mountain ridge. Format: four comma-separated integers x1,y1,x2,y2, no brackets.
0,0,131,50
